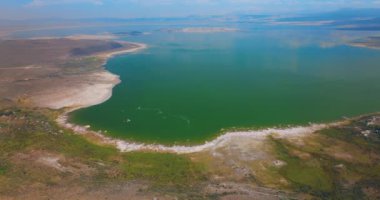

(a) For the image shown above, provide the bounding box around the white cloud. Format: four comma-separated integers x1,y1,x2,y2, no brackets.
27,0,104,7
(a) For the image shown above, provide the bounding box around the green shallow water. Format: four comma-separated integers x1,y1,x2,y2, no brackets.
70,27,380,144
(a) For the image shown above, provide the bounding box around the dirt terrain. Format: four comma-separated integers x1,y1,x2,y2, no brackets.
0,38,144,109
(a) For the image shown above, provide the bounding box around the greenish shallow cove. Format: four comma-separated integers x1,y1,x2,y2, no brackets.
70,27,380,144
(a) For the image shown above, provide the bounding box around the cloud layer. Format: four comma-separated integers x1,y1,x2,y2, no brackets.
27,0,104,7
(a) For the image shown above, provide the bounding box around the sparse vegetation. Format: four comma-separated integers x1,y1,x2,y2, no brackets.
270,137,334,193
267,115,380,199
122,152,206,186
0,103,379,199
0,105,207,198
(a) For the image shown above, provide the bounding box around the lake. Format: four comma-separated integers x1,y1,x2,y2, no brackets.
70,25,380,144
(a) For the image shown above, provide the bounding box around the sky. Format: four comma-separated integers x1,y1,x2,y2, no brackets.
1,0,380,19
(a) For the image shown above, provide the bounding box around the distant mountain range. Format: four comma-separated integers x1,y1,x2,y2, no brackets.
1,8,379,31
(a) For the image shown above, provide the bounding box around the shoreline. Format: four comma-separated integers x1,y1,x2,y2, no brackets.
57,111,379,154
46,42,147,110
57,114,336,153
97,41,148,60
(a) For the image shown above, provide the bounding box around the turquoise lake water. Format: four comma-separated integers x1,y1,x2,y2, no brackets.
70,26,380,144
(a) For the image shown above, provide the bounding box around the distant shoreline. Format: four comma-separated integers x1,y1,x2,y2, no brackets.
59,41,148,111
348,36,380,50
348,42,380,50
